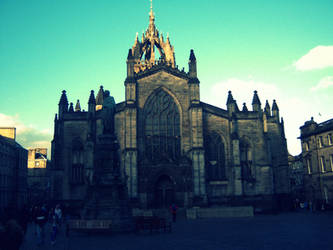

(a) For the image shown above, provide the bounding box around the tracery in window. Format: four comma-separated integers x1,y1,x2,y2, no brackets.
144,89,180,163
71,138,84,184
205,132,226,180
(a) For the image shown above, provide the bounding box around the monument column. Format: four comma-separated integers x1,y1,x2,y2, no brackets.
188,50,207,204
124,49,138,200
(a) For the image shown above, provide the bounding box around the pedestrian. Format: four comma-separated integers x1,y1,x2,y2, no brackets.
170,203,178,222
50,209,58,245
18,205,29,236
0,221,6,250
4,219,24,250
31,205,39,235
35,205,47,246
309,200,313,212
54,204,62,228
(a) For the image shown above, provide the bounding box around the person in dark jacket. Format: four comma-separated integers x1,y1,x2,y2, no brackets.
0,221,6,250
35,205,48,246
3,219,24,250
170,203,178,222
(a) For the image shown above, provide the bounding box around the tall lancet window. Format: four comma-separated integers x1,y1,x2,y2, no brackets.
144,89,180,163
71,138,84,184
205,132,226,180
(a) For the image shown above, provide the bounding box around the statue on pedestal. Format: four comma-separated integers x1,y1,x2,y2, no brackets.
102,90,116,135
82,89,133,232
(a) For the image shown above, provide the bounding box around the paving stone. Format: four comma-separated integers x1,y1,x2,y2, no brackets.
20,212,333,250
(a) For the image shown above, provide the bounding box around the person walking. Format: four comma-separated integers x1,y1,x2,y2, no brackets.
170,203,178,222
4,219,24,250
54,204,62,228
50,209,58,245
31,205,39,235
35,205,47,246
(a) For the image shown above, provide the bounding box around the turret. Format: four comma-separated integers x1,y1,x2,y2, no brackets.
189,49,197,79
227,91,238,114
264,100,271,116
68,102,74,113
272,99,279,121
252,90,261,112
58,90,68,119
96,85,104,111
53,113,58,137
75,100,81,112
126,49,135,79
188,49,200,104
281,117,285,137
88,90,96,113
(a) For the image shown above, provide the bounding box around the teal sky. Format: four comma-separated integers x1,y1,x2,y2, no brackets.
1,0,333,156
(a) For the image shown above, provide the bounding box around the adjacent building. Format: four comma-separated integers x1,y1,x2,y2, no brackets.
300,117,333,209
0,127,28,212
27,148,50,205
288,153,304,202
51,6,290,211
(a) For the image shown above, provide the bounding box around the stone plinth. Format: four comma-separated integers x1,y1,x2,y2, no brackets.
82,134,133,232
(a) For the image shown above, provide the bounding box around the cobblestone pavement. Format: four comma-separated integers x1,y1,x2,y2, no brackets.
20,212,333,250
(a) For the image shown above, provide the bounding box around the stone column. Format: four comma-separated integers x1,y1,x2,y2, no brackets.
123,106,138,199
232,138,243,196
189,104,206,200
124,149,137,198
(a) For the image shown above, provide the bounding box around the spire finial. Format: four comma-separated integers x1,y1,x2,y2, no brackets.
149,0,154,19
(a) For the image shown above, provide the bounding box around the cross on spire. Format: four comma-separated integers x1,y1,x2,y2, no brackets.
149,0,155,21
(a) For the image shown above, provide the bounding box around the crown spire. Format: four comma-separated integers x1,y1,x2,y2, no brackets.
150,0,153,16
149,0,155,26
129,1,176,72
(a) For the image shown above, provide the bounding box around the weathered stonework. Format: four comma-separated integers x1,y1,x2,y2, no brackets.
300,117,333,209
50,6,291,212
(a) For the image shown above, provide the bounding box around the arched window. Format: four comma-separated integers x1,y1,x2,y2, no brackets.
144,90,181,163
205,132,226,180
71,138,84,184
240,137,254,181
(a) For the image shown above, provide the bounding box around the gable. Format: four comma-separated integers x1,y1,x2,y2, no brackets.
137,70,189,110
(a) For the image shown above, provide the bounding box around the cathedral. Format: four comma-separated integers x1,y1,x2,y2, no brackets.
50,5,290,211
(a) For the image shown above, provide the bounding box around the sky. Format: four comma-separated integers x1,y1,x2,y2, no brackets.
1,0,333,157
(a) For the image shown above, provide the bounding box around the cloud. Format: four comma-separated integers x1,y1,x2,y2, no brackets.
294,46,333,71
201,78,320,156
311,76,333,91
0,113,52,157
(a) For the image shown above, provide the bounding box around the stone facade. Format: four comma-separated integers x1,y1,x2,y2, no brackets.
27,148,50,205
288,154,304,202
0,128,28,212
50,6,290,211
299,117,333,209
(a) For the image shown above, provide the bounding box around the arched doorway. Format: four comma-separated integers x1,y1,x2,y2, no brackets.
154,175,175,208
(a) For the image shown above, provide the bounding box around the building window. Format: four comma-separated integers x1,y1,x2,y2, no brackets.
330,155,333,172
320,156,326,173
144,89,180,163
307,159,312,174
205,132,226,180
35,161,40,167
304,142,309,151
328,134,333,146
319,136,323,148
